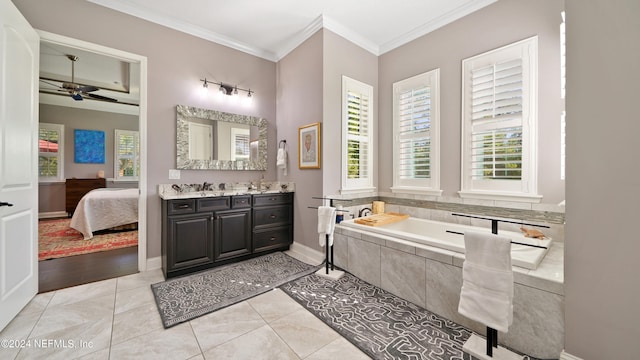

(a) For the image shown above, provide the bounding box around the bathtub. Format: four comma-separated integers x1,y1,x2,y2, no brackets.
339,216,552,270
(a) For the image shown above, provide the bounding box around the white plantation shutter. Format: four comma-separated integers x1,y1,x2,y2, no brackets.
115,129,140,180
392,69,440,194
461,36,539,201
39,123,64,182
342,76,374,192
470,59,523,181
347,90,369,179
399,86,431,179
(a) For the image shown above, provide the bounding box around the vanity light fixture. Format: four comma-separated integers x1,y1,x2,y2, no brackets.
200,78,254,98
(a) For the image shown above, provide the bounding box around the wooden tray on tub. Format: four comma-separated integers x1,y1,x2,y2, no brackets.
353,212,409,226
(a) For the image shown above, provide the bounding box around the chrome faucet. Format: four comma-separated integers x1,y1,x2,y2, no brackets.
202,182,211,191
248,181,256,191
358,207,372,217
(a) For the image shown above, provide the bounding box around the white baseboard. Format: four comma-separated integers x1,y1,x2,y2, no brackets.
288,242,325,265
39,211,68,219
145,256,162,271
560,350,584,360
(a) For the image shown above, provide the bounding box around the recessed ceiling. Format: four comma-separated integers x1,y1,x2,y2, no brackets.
87,0,497,61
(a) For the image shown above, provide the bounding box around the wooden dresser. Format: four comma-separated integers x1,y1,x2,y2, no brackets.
65,178,106,216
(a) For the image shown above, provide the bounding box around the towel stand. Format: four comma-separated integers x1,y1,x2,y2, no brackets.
309,197,352,275
455,213,530,358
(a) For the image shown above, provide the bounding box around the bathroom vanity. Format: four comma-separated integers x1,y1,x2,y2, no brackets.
160,191,293,278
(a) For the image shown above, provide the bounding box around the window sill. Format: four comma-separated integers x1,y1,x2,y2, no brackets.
109,178,139,182
391,186,443,197
39,180,65,185
339,187,376,196
458,190,543,204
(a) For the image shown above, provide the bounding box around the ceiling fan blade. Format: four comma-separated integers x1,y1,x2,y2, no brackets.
77,85,99,93
85,93,118,102
39,79,63,89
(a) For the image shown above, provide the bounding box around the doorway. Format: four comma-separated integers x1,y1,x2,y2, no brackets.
37,31,147,291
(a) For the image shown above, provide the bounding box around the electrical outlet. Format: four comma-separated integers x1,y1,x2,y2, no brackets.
169,169,181,180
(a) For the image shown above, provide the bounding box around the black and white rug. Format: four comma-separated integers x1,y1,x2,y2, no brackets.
151,252,320,328
281,272,473,360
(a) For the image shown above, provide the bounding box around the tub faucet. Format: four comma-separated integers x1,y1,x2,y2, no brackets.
358,207,372,217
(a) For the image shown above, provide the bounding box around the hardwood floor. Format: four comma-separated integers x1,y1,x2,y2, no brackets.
38,246,139,293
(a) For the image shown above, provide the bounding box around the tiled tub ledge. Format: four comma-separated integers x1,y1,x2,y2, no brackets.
333,225,564,360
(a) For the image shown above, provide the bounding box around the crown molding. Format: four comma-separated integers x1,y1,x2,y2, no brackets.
87,0,278,61
88,0,497,61
379,0,498,54
320,15,380,56
273,15,325,61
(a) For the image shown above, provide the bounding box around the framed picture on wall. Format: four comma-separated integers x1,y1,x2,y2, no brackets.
74,129,105,163
298,122,320,169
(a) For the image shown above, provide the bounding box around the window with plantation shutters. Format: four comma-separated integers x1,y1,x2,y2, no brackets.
39,123,64,182
460,37,541,202
115,129,139,180
392,69,441,195
342,76,374,193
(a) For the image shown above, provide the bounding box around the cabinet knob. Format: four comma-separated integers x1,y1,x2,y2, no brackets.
269,214,277,219
177,204,190,209
270,236,277,241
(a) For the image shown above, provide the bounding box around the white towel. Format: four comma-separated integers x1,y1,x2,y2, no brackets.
458,231,514,332
276,147,288,176
317,206,336,247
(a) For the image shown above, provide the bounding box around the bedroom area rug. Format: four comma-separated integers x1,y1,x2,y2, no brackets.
38,218,138,261
281,271,477,360
150,252,320,328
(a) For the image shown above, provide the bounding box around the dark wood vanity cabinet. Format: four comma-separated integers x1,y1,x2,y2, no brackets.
252,193,293,252
162,193,293,278
214,195,252,262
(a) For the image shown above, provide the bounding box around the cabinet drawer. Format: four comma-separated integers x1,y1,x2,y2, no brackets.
253,193,292,206
253,227,291,252
197,197,231,212
253,205,291,227
167,199,196,214
232,195,252,209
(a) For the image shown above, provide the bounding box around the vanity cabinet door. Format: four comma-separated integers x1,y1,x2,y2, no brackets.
165,212,214,276
214,209,251,262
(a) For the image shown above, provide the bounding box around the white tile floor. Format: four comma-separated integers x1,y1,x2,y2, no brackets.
0,268,371,360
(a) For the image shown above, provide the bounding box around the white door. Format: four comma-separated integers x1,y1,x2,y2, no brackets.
0,0,40,331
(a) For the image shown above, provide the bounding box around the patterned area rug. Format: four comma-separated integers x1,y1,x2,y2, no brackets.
39,218,138,261
281,272,474,360
150,252,321,328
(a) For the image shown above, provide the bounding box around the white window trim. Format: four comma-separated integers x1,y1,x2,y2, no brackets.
459,36,541,203
39,123,64,183
341,76,375,195
114,129,140,181
391,68,442,197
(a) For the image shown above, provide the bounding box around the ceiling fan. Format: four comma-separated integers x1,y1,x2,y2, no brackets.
40,54,118,102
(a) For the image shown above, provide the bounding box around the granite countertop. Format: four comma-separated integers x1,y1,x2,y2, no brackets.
158,182,295,200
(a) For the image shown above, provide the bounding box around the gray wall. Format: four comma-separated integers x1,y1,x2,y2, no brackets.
40,104,138,179
276,31,323,250
379,0,565,205
565,0,640,358
322,29,379,197
14,0,277,259
38,104,138,213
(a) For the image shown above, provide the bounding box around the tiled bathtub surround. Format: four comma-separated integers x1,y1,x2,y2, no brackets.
332,224,564,359
332,193,565,242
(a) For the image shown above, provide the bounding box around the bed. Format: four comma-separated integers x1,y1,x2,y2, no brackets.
70,188,139,240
